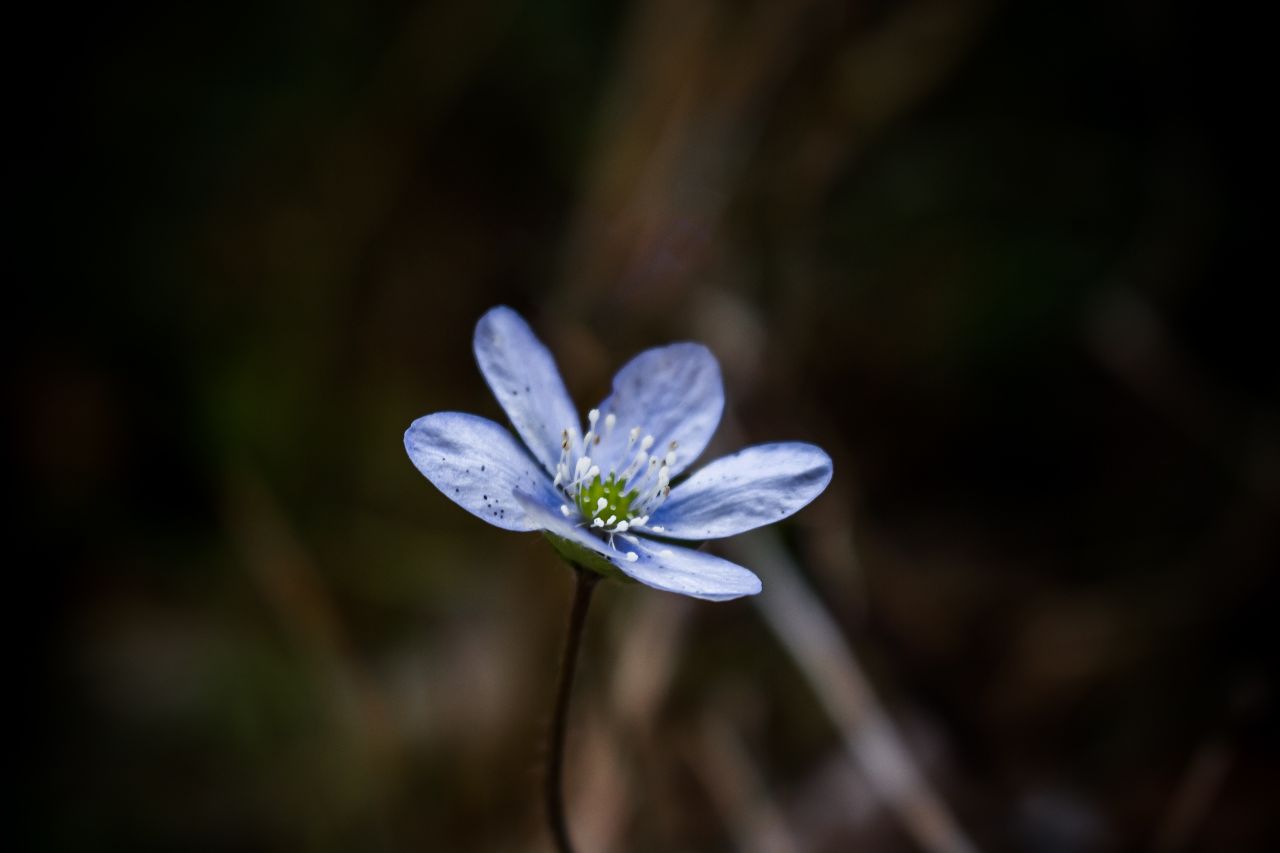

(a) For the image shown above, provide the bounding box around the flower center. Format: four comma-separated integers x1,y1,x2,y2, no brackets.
552,408,675,550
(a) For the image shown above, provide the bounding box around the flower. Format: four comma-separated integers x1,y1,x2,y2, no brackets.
404,306,832,601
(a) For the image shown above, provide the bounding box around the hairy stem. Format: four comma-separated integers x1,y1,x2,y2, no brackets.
546,566,599,853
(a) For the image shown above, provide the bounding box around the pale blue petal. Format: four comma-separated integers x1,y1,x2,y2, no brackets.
592,343,723,479
473,306,579,477
647,442,832,540
515,493,761,601
405,412,559,531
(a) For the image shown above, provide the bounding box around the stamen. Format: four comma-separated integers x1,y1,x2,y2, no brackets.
624,552,638,562
560,504,571,517
595,497,608,513
592,517,605,528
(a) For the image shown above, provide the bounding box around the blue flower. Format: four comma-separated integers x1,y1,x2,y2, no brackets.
404,306,832,601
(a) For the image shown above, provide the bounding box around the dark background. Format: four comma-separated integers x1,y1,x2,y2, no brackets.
21,1,1277,850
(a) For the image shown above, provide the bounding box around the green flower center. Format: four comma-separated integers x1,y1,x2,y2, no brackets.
575,473,640,525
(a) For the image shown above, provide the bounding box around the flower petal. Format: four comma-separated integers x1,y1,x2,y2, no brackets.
646,442,832,540
473,306,579,477
405,412,559,531
593,343,723,478
514,493,761,601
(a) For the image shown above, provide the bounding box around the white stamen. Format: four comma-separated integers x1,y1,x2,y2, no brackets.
606,515,616,526
659,549,673,557
625,552,638,562
560,504,571,517
615,520,629,532
664,450,677,467
586,465,600,480
621,533,639,544
592,517,605,528
640,435,655,451
588,408,599,426
595,497,608,513
651,525,665,532
604,413,616,433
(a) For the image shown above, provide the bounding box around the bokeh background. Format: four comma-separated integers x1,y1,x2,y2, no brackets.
24,1,1277,851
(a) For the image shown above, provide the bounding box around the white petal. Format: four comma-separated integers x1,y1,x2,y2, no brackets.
514,493,760,601
648,443,832,539
473,306,579,477
592,343,723,479
405,412,559,531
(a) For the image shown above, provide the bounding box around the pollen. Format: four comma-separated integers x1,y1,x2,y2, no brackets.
555,408,677,535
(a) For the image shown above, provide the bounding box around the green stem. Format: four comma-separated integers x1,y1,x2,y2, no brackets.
546,566,599,853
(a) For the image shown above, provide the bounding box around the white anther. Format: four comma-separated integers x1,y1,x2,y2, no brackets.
575,457,591,477
659,549,673,557
628,426,640,444
592,517,605,528
553,472,562,487
606,515,617,525
657,467,670,488
621,533,639,544
589,408,600,424
625,552,638,562
583,430,596,448
560,504,571,517
604,413,616,432
586,465,600,480
633,515,648,527
664,450,677,467
614,520,629,532
651,525,665,532
640,435,654,451
595,497,608,512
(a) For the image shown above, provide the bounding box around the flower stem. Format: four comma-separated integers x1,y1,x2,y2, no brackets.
546,565,599,853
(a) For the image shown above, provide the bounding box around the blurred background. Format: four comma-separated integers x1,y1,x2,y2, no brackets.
21,0,1277,850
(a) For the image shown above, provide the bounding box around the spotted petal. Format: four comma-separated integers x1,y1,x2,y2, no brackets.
405,412,560,531
646,443,832,540
473,306,579,477
515,493,761,601
592,343,723,479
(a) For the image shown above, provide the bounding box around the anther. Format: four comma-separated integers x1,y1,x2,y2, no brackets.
596,497,608,513
560,505,571,517
592,517,605,528
606,515,617,526
640,435,655,451
625,552,638,562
